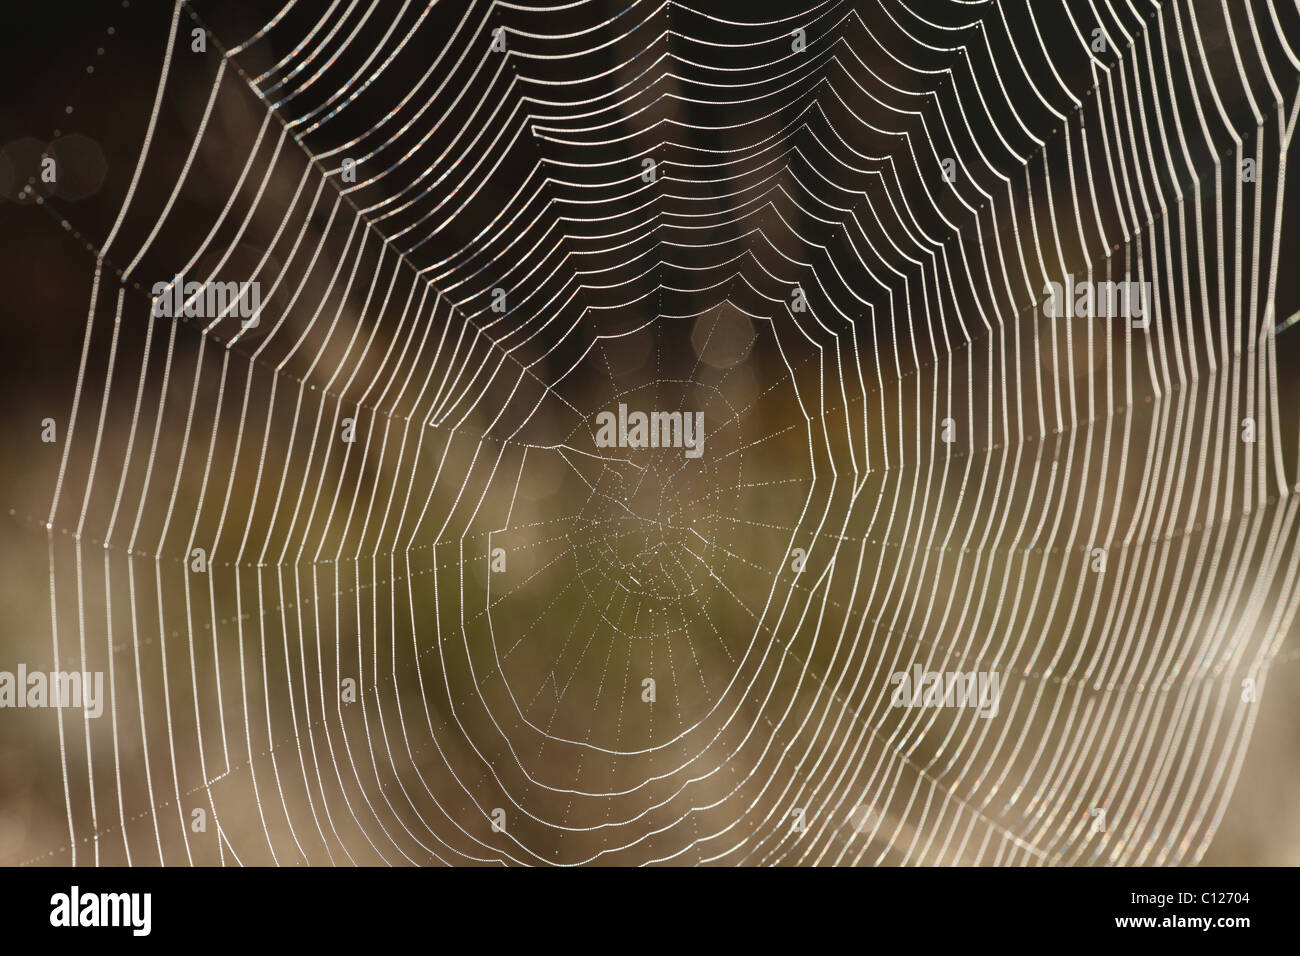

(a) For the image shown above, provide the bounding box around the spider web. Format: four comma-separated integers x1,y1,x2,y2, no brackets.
26,0,1300,866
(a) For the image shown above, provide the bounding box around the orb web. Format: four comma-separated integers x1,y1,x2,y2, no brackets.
25,0,1300,866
